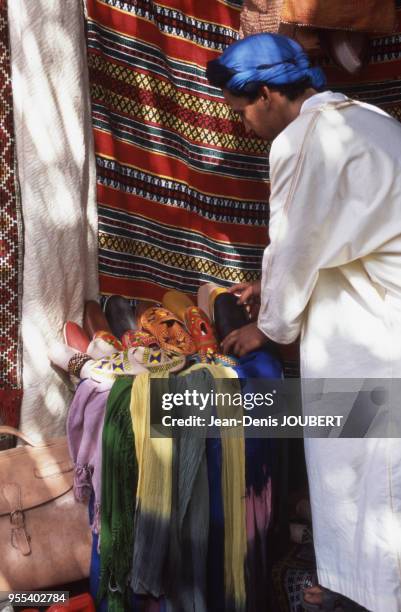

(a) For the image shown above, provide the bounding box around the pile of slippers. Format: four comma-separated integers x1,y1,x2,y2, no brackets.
48,285,250,384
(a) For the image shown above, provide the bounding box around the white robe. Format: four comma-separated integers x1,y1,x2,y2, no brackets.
258,91,401,612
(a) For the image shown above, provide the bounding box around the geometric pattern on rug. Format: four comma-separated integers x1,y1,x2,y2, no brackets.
86,0,270,301
0,0,23,428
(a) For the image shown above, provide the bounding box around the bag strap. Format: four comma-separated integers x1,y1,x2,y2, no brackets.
0,426,38,447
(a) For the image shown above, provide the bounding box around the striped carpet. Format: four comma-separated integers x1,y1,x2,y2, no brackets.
86,0,270,301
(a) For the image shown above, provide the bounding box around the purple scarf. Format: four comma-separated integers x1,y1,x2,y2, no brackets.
67,378,110,532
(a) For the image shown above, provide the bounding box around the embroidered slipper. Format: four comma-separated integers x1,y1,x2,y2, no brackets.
187,350,239,368
104,295,137,339
121,329,158,349
213,292,249,342
86,333,122,360
140,306,196,355
89,347,185,380
197,283,227,321
83,300,111,338
132,346,186,374
48,342,92,379
162,289,195,321
89,349,148,382
48,342,84,372
63,321,91,353
135,299,160,323
183,306,219,354
92,330,123,351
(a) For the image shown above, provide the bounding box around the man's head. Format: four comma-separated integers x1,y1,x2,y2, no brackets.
206,33,326,140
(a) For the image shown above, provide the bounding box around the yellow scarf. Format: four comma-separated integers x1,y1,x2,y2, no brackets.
130,364,246,609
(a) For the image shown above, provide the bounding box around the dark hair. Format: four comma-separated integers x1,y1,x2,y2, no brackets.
206,59,315,102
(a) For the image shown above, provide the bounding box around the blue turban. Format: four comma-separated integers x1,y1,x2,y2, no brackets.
208,33,326,93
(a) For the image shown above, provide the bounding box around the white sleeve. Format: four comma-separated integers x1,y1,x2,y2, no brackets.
258,110,400,344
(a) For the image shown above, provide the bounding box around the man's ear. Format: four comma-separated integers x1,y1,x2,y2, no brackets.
259,85,271,103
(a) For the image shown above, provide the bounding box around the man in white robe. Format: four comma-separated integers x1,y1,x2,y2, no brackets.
207,33,401,611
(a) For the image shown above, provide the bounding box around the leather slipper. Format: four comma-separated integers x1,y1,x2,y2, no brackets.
162,289,195,321
197,283,228,321
187,351,239,368
104,295,137,339
63,321,91,353
135,299,160,324
183,306,218,354
89,349,148,382
88,346,185,380
83,300,111,337
92,330,123,351
213,292,249,342
48,341,82,371
87,333,122,359
122,329,158,349
48,342,92,379
132,346,186,374
140,306,195,355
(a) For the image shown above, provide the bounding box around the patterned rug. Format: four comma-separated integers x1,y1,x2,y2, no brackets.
86,0,270,301
0,0,23,430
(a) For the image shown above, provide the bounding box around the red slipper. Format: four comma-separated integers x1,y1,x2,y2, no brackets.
183,306,218,354
83,300,111,338
63,321,90,353
121,329,158,349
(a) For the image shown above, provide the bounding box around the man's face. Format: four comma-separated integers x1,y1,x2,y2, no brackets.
223,87,284,141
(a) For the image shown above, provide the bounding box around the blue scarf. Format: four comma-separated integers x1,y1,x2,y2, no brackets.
209,33,326,93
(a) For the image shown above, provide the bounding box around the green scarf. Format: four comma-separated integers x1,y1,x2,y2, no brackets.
98,376,138,612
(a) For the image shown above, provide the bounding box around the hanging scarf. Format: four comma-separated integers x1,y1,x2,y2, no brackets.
98,376,137,612
130,371,173,597
165,367,214,612
67,379,110,533
130,364,247,611
186,363,247,612
235,347,283,611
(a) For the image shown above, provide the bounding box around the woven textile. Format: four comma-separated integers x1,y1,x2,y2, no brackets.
240,0,284,37
0,0,23,428
281,0,396,33
86,0,270,302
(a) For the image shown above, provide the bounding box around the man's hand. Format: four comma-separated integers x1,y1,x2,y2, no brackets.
228,280,261,321
227,280,261,306
221,322,268,357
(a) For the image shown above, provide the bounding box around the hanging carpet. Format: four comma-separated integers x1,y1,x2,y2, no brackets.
86,0,270,301
0,0,23,431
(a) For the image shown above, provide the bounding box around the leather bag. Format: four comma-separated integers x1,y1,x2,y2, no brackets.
0,426,92,591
